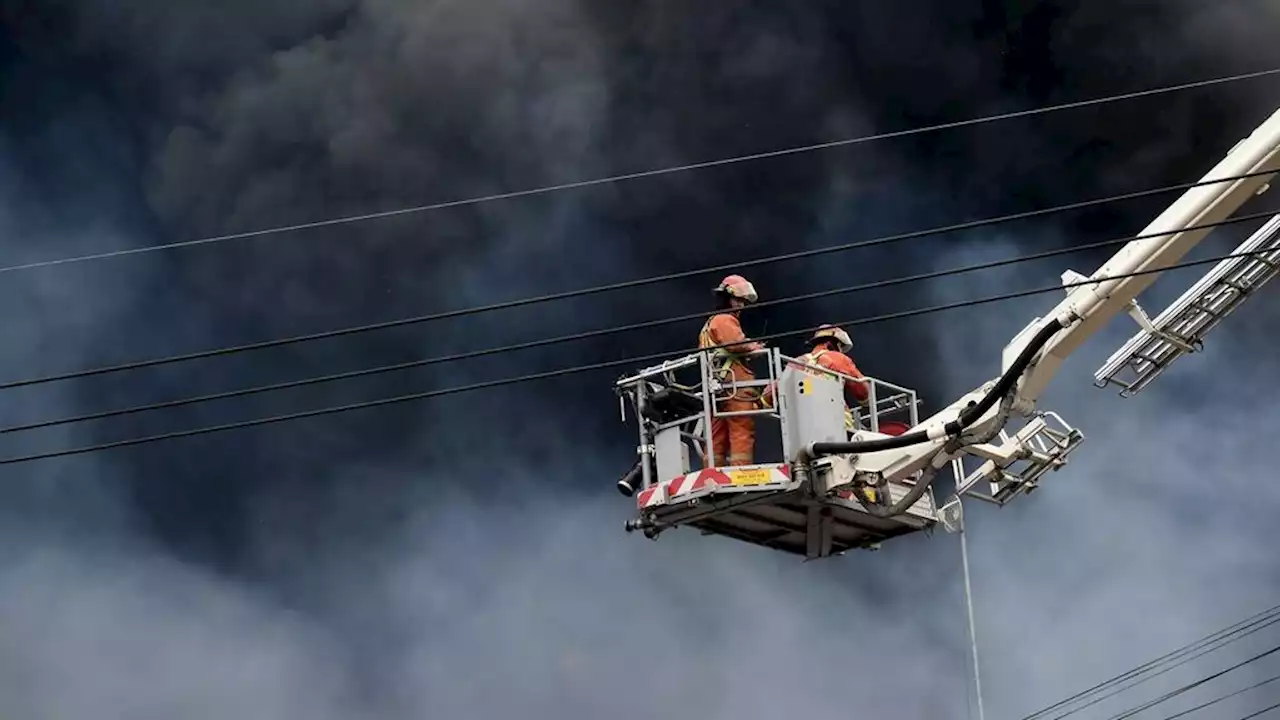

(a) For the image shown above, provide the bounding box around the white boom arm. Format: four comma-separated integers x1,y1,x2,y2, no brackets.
834,106,1280,499
1009,107,1280,406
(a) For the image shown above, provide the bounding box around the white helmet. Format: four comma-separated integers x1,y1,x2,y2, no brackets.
810,324,852,353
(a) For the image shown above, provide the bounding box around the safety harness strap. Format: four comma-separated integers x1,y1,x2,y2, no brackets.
699,318,748,377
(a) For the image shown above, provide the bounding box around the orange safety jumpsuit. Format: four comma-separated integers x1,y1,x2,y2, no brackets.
699,313,765,467
794,345,870,432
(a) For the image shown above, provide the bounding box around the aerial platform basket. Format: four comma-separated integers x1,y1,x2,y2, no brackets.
615,348,937,559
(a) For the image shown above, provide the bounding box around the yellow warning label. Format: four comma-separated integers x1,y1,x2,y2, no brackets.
728,468,771,486
799,379,811,395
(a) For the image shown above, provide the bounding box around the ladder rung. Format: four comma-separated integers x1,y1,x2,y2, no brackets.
1163,320,1210,344
1242,255,1279,270
1231,265,1279,290
1098,371,1138,390
1188,301,1223,318
1205,283,1242,300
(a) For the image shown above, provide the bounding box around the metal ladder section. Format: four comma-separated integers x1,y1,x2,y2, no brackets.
1094,213,1280,397
945,411,1085,507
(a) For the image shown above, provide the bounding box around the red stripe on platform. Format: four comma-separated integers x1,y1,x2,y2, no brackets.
705,469,733,487
637,488,656,508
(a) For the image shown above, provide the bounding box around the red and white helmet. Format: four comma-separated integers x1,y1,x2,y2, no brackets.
810,324,853,353
713,274,758,304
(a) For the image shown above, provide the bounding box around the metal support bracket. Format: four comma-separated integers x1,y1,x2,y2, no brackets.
952,411,1085,505
939,495,965,534
1125,298,1200,354
1061,269,1089,292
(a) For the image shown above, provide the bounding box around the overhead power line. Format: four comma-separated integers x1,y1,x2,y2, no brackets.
4,207,1275,437
2,241,1278,466
1235,698,1280,720
1158,672,1280,720
1024,602,1280,720
0,167,1274,393
2,67,1275,278
1042,613,1280,720
1103,643,1280,720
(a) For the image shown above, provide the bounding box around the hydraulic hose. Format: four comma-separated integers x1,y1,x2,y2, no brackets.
851,390,1016,518
807,316,1068,457
941,317,1068,434
852,461,944,518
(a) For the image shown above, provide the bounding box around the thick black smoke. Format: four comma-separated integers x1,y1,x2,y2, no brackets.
1,0,1279,717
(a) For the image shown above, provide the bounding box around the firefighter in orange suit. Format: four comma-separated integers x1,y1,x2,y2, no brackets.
794,324,869,433
699,274,767,467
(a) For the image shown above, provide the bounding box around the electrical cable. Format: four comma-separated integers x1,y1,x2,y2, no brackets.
1023,603,1280,720
1157,672,1280,720
2,241,1278,466
1102,643,1280,720
0,168,1274,393
1236,698,1280,720
1,67,1275,278
1042,614,1280,720
4,207,1274,436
